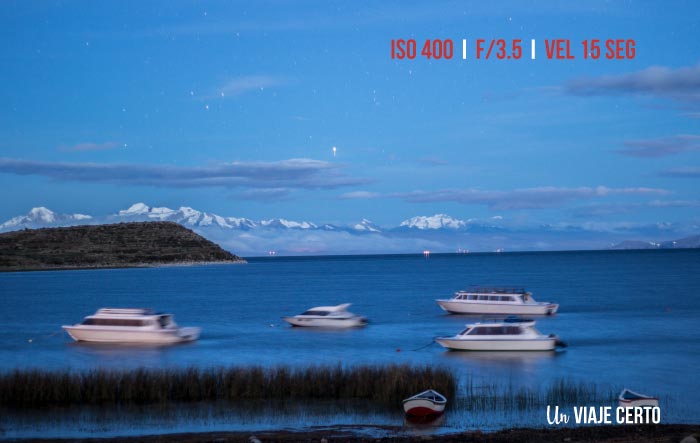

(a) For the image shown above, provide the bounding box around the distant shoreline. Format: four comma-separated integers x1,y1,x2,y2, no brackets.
15,424,700,443
0,260,246,273
0,222,245,272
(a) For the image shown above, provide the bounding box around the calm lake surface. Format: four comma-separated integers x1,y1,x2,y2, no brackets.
1,249,699,438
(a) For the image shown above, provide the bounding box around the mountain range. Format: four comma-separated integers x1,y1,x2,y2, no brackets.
1,203,697,256
0,204,495,234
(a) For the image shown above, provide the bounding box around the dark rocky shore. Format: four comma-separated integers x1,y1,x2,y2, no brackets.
12,424,699,443
0,221,244,271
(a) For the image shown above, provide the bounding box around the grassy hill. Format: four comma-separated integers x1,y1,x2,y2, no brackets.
0,221,244,271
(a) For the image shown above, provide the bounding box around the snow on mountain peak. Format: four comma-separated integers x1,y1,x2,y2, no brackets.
0,207,93,231
28,207,56,222
260,218,318,229
399,214,466,230
353,218,381,232
119,203,151,216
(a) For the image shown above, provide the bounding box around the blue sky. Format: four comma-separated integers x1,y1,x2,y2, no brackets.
1,1,699,232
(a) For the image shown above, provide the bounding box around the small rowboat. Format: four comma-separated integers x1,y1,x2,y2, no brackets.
402,389,447,417
618,388,659,408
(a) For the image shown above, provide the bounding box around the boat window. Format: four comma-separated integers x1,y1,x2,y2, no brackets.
467,326,522,335
466,295,476,300
488,295,499,301
82,318,148,327
158,315,171,328
301,310,329,316
478,295,489,301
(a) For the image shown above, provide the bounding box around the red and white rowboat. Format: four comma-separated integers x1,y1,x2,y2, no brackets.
402,389,447,417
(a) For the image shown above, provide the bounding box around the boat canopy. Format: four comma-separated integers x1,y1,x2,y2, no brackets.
460,287,528,294
95,308,156,316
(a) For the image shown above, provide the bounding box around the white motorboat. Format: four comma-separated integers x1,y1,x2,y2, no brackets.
618,389,659,408
436,317,565,351
62,308,201,344
282,303,367,328
436,287,558,315
403,389,447,417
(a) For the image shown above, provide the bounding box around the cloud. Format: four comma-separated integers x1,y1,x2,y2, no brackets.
417,157,449,166
59,142,124,152
566,64,700,103
339,191,381,200
212,75,285,99
573,199,700,217
620,135,700,157
659,167,700,178
391,186,669,210
230,188,292,201
647,199,700,208
0,157,369,191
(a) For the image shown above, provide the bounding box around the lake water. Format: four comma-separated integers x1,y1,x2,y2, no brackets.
1,249,699,438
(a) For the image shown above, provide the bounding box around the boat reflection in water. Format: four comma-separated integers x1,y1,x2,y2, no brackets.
404,412,445,427
441,349,561,370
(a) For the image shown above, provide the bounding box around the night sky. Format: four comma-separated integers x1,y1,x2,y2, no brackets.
1,1,699,234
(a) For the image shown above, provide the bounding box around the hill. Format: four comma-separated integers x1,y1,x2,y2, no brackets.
0,222,244,272
610,234,700,250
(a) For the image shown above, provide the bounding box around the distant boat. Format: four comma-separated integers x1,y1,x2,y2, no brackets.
436,287,558,315
618,389,659,408
436,317,565,351
62,308,201,344
282,303,367,328
402,389,447,417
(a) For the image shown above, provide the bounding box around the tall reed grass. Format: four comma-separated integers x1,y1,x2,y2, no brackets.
0,364,455,409
457,378,616,411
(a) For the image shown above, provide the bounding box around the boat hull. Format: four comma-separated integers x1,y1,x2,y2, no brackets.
618,389,659,408
282,317,366,328
436,337,556,351
62,326,201,344
403,399,446,417
436,300,558,315
619,398,659,408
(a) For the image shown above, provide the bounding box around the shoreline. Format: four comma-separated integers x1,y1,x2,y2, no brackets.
10,424,699,443
0,260,247,273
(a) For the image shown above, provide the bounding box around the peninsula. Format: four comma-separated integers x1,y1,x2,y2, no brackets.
0,221,244,272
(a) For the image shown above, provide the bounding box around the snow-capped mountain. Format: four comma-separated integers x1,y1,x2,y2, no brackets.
398,214,466,230
114,203,257,230
353,218,381,233
0,207,92,231
259,218,318,230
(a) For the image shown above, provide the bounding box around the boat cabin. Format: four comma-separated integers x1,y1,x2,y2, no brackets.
458,319,536,336
453,288,532,303
82,308,176,329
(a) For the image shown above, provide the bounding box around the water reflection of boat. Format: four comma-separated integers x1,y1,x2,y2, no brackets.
436,318,565,351
282,303,367,328
441,349,559,365
618,389,659,407
402,390,447,417
62,308,201,344
436,287,558,315
405,412,445,426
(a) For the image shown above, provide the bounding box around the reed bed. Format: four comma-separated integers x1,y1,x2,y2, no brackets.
457,378,616,411
0,364,455,409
